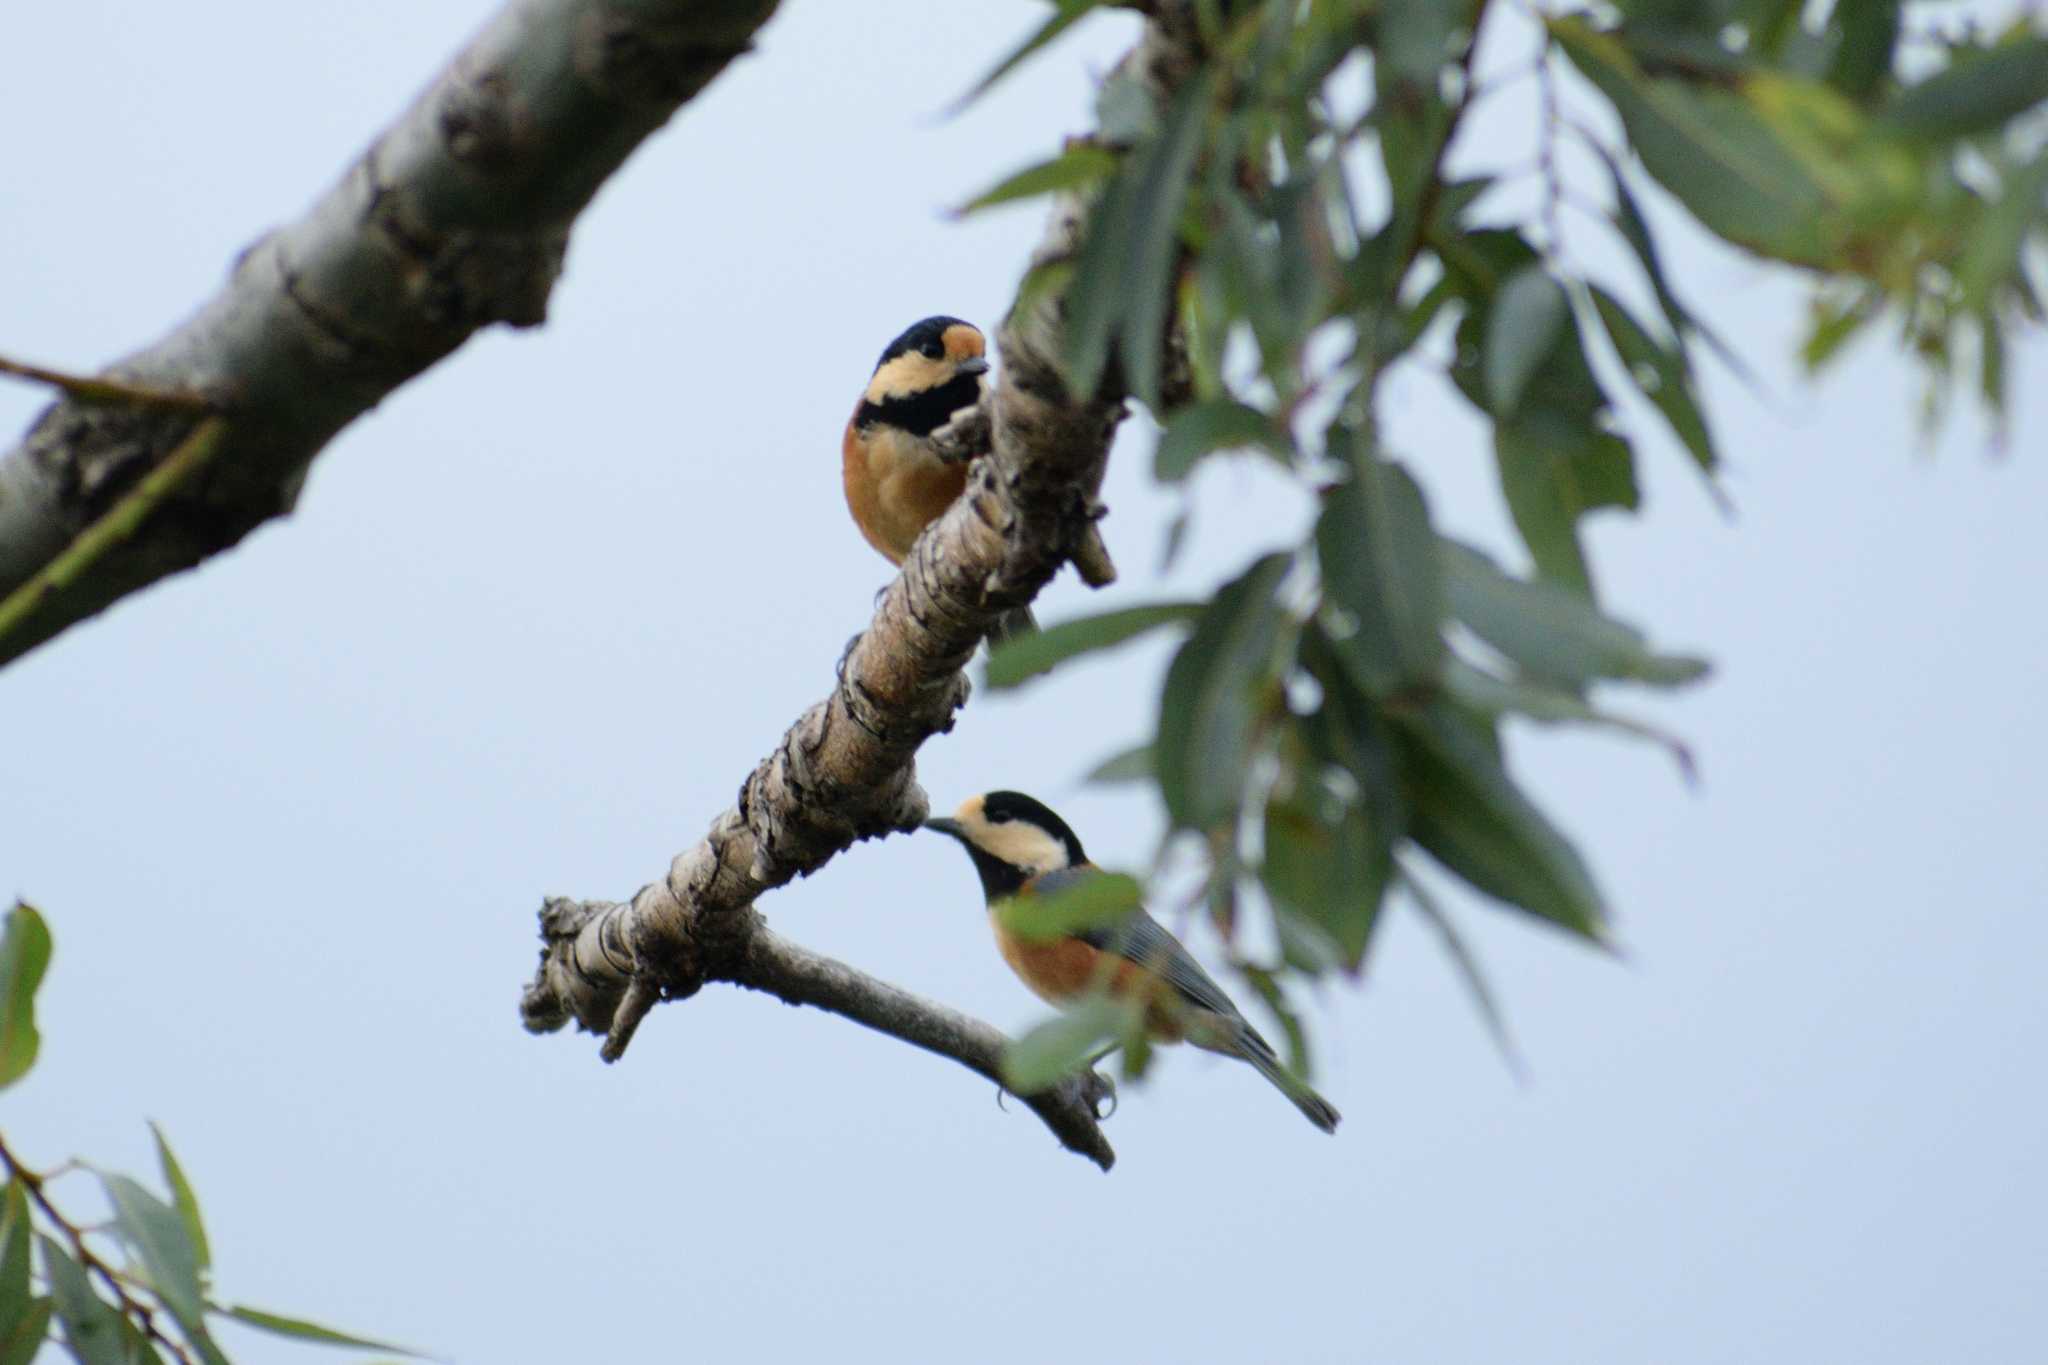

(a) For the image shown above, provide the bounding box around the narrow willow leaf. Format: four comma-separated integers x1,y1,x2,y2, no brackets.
1084,743,1154,785
0,1184,29,1334
1877,36,2048,139
1492,415,1633,598
950,0,1109,112
1445,658,1697,780
224,1305,426,1356
1262,794,1388,972
1400,867,1524,1076
996,872,1143,945
1484,267,1569,416
1588,286,1718,478
1957,146,2048,317
1440,540,1710,688
101,1175,204,1331
1001,998,1138,1093
955,145,1118,216
985,602,1203,690
0,1297,50,1365
39,1236,128,1365
148,1125,209,1277
1604,151,1755,384
1154,400,1292,481
1316,451,1445,695
1120,70,1220,406
1553,18,1832,262
1157,553,1294,830
1397,707,1609,941
0,904,51,1090
1826,0,1900,99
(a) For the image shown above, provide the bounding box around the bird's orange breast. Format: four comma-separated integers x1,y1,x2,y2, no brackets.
989,914,1188,1044
842,412,969,564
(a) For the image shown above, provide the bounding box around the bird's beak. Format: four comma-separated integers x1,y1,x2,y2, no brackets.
924,816,967,841
956,357,990,378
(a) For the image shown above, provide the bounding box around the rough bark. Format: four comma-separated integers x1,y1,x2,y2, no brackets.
0,0,781,666
518,4,1207,1169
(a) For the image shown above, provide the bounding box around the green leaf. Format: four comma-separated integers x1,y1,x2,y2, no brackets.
223,1305,426,1356
39,1235,128,1365
1400,867,1523,1077
1379,0,1459,88
1492,411,1636,598
985,602,1202,690
1116,71,1220,405
1157,553,1295,830
1316,450,1445,696
1262,794,1388,972
1000,998,1139,1094
1397,706,1609,941
147,1125,209,1277
1588,286,1718,479
1877,36,2048,140
0,1296,50,1365
996,872,1143,945
1604,152,1755,384
1553,17,1832,262
1958,145,2048,317
0,1184,30,1342
1826,0,1900,100
955,145,1118,216
1484,267,1569,416
1083,743,1154,785
1440,540,1710,689
950,0,1110,111
0,903,51,1090
1444,657,1697,780
101,1175,204,1332
1154,400,1292,481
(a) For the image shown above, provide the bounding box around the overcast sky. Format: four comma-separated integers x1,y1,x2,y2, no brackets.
4,3,2045,1362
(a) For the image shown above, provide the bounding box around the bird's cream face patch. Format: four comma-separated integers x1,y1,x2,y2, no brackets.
948,793,1073,876
864,325,986,404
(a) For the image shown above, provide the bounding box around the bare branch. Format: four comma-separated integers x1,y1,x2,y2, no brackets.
0,0,782,666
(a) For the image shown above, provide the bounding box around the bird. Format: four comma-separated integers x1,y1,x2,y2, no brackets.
925,790,1341,1133
842,316,1036,643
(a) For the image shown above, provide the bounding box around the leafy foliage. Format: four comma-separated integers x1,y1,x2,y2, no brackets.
0,903,419,1364
961,0,2045,1083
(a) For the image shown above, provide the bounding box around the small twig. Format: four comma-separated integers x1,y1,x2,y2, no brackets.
0,1130,199,1365
0,416,229,648
0,354,214,412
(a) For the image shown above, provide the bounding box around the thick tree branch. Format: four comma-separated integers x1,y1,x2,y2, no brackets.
518,2,1205,1168
0,0,781,666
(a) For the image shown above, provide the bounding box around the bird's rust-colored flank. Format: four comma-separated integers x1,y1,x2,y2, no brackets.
841,411,969,564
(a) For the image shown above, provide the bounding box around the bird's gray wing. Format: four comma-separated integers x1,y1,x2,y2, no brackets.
1028,867,1244,1021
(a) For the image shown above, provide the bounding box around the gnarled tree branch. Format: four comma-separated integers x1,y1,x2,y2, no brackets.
518,3,1206,1170
0,0,782,666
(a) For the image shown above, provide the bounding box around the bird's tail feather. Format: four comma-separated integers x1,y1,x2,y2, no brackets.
1236,1027,1341,1134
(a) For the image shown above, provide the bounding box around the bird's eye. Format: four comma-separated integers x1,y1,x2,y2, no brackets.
921,338,945,360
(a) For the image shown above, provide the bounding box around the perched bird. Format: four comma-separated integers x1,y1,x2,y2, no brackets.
926,790,1341,1133
842,316,1035,643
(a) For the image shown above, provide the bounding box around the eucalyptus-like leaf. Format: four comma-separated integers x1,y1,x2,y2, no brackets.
102,1175,205,1332
1316,450,1445,696
1444,657,1697,780
0,1183,29,1335
1154,400,1292,481
1492,411,1636,598
1440,539,1709,689
985,602,1203,690
1877,36,2048,140
1397,706,1609,942
223,1305,428,1357
38,1236,128,1365
1000,998,1138,1095
996,872,1143,945
950,0,1110,112
1156,553,1295,830
955,145,1117,217
1485,267,1569,417
0,903,50,1090
0,1296,49,1365
149,1124,210,1277
1084,743,1154,786
1400,866,1524,1077
1588,286,1719,479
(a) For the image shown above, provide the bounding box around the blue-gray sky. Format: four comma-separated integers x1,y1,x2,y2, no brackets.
4,3,2045,1361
